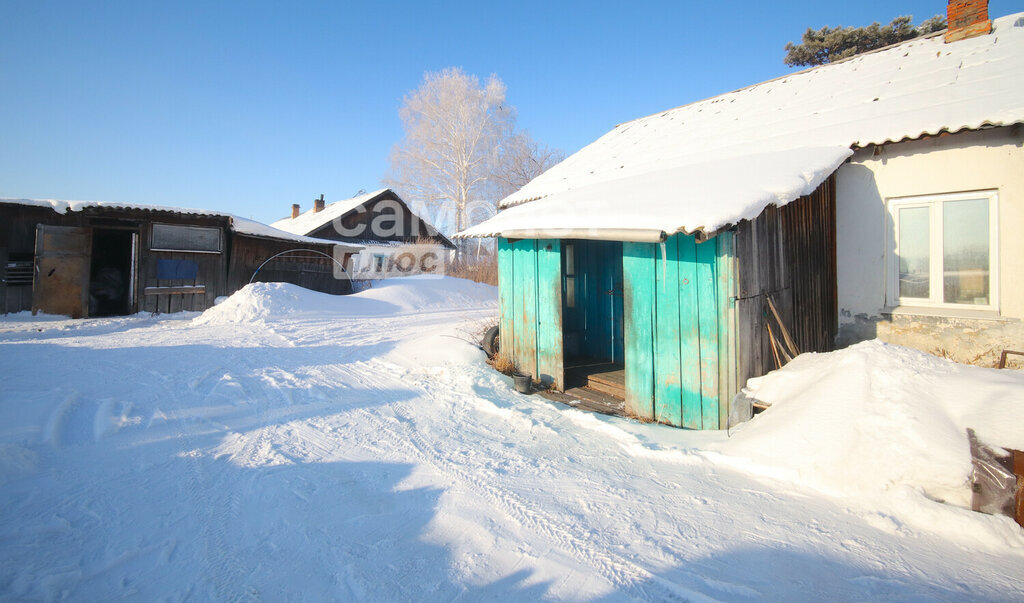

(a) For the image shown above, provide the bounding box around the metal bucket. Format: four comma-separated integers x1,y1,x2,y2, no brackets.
512,372,532,394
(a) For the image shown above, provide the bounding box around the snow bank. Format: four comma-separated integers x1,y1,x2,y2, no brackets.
716,340,1024,507
355,275,497,313
193,282,343,325
194,277,496,325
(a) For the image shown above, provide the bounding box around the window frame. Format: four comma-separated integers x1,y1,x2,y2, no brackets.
886,190,999,312
150,223,223,254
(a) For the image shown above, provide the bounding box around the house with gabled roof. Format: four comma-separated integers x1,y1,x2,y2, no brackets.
272,189,455,280
457,1,1024,428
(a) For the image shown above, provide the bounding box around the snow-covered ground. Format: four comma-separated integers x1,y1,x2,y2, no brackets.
1,277,1022,600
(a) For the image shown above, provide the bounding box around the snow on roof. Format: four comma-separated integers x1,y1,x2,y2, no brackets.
272,189,457,249
0,197,360,249
270,189,389,236
460,14,1024,241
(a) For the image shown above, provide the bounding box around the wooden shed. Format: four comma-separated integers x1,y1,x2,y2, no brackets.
1,199,359,317
458,5,1024,427
490,177,836,429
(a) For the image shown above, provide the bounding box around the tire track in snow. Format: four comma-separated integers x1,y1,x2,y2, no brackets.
344,360,701,601
150,359,256,600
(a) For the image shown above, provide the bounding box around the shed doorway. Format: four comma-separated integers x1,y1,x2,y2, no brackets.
562,239,624,398
89,229,136,316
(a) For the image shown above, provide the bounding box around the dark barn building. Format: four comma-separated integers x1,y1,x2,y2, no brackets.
1,199,359,317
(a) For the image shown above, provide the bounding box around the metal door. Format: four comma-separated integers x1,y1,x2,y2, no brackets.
32,225,92,318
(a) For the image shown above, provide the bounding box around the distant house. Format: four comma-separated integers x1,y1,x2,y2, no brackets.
0,198,360,317
458,2,1024,428
271,189,455,281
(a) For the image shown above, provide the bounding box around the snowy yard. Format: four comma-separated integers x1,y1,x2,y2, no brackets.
1,278,1022,600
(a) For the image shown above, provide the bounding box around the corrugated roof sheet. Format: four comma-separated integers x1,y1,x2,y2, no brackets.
459,14,1024,240
0,197,358,249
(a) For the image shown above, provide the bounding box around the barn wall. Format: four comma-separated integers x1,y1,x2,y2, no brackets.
227,235,352,296
836,126,1024,368
622,232,734,429
733,176,838,386
497,238,563,388
0,205,63,313
139,218,231,314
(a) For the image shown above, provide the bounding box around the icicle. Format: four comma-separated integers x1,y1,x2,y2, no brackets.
475,238,482,259
660,239,667,281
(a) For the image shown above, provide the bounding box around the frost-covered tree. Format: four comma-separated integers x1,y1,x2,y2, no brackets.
386,67,560,237
490,131,565,201
784,15,946,67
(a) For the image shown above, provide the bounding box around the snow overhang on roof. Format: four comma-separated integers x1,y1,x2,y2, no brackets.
0,198,361,251
457,146,852,242
458,13,1024,241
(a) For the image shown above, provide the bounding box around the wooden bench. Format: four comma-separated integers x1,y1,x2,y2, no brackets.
143,285,206,296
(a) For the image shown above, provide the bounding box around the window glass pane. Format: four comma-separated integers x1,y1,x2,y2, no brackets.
943,198,989,304
151,224,221,252
898,206,930,299
565,276,576,308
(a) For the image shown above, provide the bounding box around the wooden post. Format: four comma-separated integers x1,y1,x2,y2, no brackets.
623,242,656,421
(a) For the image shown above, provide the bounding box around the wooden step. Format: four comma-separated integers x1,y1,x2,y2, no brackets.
586,377,625,400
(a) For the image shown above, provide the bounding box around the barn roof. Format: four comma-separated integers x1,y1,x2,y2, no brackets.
459,13,1024,242
0,197,359,249
271,189,456,249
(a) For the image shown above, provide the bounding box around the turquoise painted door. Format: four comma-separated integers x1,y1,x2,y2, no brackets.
622,233,735,429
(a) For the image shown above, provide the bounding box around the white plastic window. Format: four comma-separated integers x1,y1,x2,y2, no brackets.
887,191,998,311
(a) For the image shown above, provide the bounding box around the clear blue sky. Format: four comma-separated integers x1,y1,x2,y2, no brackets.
2,1,1018,225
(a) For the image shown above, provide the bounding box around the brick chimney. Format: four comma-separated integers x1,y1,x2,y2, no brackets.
291,203,300,219
946,0,991,43
314,194,325,213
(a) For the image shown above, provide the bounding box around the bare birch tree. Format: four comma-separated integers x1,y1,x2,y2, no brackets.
386,67,562,239
491,131,565,200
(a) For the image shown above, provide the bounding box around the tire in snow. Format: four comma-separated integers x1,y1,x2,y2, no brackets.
482,325,499,358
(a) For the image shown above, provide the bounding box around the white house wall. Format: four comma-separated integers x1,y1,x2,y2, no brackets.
835,126,1024,367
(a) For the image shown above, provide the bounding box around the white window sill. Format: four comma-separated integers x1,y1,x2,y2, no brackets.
882,305,1009,321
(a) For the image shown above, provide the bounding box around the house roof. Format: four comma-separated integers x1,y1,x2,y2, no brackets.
0,197,361,250
271,188,456,249
459,13,1024,241
271,189,390,236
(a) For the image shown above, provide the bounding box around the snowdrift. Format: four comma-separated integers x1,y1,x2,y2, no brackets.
716,340,1024,508
194,277,497,325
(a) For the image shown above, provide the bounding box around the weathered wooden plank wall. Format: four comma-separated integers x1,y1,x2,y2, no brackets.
498,238,564,388
226,235,351,299
535,240,563,386
512,239,538,379
733,175,837,387
677,235,702,429
497,238,515,358
654,235,683,426
780,176,838,353
623,242,655,419
141,220,229,313
622,232,735,429
695,238,720,429
716,232,737,429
